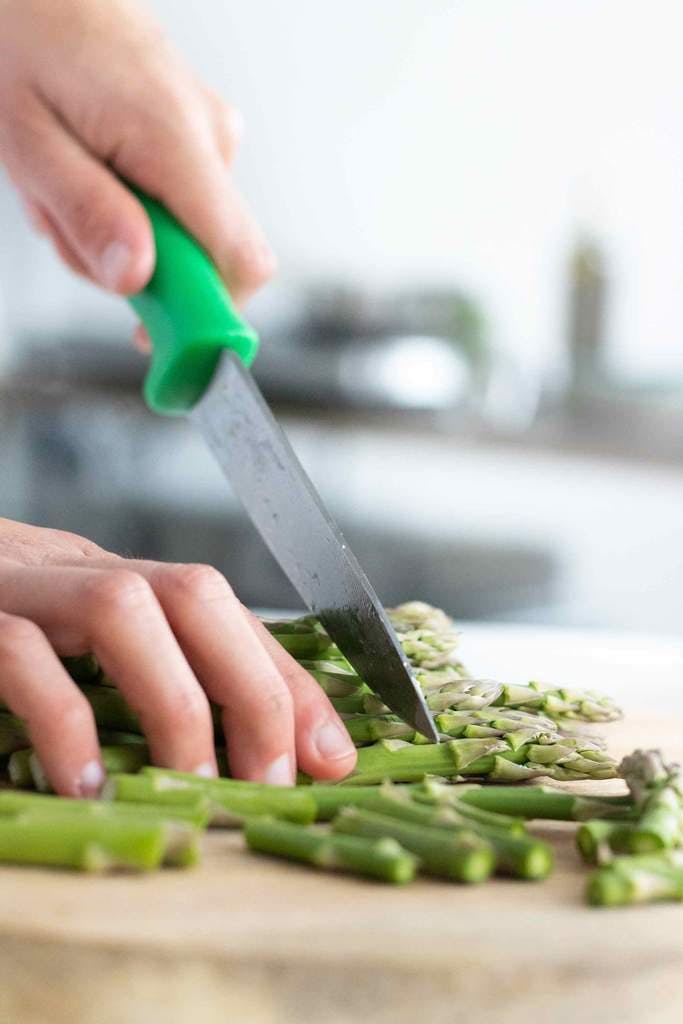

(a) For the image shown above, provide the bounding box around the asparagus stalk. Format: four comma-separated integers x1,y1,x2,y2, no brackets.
61,654,101,684
490,681,621,723
244,817,418,884
339,736,617,786
306,781,526,836
444,783,634,821
299,783,404,822
103,773,212,810
333,806,493,882
78,684,142,734
263,618,335,659
0,712,29,756
617,750,683,853
354,786,552,880
332,678,505,716
0,814,199,871
576,820,638,865
587,850,683,907
303,663,363,698
7,748,33,788
135,768,317,825
0,789,211,829
341,706,564,748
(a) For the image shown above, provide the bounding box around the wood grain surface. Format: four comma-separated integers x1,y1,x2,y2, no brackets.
0,714,680,1024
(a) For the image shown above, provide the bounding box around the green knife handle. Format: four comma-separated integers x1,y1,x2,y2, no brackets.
127,190,259,415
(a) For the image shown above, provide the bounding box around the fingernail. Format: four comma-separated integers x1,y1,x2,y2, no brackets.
99,240,132,290
79,759,105,797
313,720,355,760
193,762,217,779
262,753,293,786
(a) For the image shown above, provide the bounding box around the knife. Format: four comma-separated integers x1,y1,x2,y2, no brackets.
127,191,437,742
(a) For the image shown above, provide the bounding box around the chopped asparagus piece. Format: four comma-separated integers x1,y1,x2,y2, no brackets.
0,813,198,871
618,750,683,852
0,789,210,829
244,817,417,884
355,787,552,880
588,851,683,907
332,806,494,882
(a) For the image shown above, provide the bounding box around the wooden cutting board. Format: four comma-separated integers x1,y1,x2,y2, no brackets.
0,713,680,1024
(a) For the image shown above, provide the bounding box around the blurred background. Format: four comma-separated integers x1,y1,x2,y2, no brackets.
2,0,683,632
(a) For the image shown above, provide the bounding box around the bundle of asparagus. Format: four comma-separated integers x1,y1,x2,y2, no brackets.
105,771,552,885
0,601,628,881
44,603,622,789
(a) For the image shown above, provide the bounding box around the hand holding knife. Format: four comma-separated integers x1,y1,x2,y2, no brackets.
128,191,437,743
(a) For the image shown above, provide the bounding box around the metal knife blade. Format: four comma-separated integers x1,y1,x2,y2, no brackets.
191,351,437,741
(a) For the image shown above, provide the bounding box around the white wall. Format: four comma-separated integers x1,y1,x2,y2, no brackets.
2,0,683,380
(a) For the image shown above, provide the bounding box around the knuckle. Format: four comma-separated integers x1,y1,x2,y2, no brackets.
162,563,233,606
54,696,94,735
219,673,292,721
138,84,204,146
85,570,154,615
156,686,211,732
233,240,276,291
0,614,42,654
249,682,293,720
65,187,118,247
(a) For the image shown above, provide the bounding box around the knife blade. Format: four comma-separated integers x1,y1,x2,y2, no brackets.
192,351,437,740
128,191,437,741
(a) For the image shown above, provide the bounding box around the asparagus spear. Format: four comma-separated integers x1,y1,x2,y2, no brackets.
353,786,552,880
332,678,505,716
134,768,317,825
411,784,528,835
78,684,142,733
332,806,494,882
576,820,638,865
263,618,335,659
490,681,621,723
289,783,396,822
340,706,564,747
443,783,634,821
0,712,29,756
307,780,527,836
338,736,617,786
0,814,199,871
0,789,211,829
588,850,683,907
61,654,101,684
244,817,418,883
617,750,683,853
7,748,32,788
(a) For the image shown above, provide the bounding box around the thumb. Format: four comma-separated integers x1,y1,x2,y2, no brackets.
4,94,154,294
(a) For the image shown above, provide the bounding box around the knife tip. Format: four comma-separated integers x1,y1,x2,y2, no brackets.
414,702,439,743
